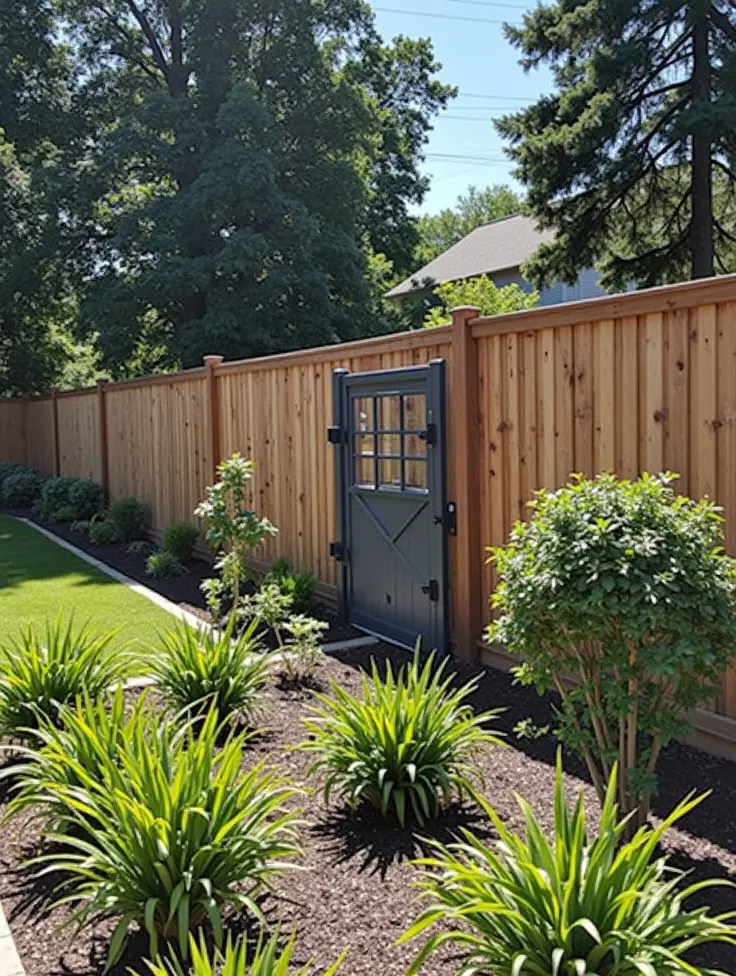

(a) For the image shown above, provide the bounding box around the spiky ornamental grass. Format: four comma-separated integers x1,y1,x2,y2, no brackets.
1,688,145,833
302,651,503,827
150,617,270,725
33,708,303,968
401,755,736,976
132,930,345,976
0,616,124,738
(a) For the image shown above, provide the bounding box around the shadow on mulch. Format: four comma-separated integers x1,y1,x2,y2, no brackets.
312,802,493,880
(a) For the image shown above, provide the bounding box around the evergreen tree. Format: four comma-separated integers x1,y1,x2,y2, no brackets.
496,0,736,289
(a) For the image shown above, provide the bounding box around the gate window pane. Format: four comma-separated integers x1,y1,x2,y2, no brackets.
354,397,373,432
377,432,401,457
402,393,426,431
379,459,402,489
404,431,427,459
354,454,375,488
376,394,402,431
404,458,428,491
354,431,374,456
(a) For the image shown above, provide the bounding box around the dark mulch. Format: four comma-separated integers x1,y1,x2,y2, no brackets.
7,509,358,647
1,646,735,975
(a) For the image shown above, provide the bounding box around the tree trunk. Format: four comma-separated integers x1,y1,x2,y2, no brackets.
690,9,714,279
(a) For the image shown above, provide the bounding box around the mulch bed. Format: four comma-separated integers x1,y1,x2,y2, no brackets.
5,509,358,646
1,645,735,975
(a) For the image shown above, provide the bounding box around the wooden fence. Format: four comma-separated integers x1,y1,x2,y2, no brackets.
3,274,736,756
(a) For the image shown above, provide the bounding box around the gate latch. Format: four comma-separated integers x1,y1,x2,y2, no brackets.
329,541,345,561
418,423,437,446
421,579,439,602
433,501,457,536
327,425,343,445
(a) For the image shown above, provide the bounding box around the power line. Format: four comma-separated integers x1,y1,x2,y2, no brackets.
435,0,528,8
456,91,531,100
373,6,517,24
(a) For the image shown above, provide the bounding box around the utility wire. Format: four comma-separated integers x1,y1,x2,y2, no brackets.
373,6,517,23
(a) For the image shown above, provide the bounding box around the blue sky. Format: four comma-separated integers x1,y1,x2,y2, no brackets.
369,0,553,215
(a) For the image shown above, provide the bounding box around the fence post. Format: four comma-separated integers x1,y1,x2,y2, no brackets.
51,387,60,477
450,306,482,662
96,378,110,496
204,355,224,484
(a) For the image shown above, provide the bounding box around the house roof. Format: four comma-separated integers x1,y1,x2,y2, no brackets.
385,213,555,299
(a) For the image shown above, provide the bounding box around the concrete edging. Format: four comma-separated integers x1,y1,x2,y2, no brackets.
0,904,24,976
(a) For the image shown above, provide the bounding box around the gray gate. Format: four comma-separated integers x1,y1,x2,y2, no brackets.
329,360,451,653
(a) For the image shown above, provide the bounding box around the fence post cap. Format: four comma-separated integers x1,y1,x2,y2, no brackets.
96,377,110,387
203,355,225,367
450,306,481,316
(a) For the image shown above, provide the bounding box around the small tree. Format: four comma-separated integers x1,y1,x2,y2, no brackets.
423,274,537,328
195,455,277,622
488,472,736,828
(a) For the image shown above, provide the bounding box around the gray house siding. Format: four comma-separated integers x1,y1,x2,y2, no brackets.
490,266,605,306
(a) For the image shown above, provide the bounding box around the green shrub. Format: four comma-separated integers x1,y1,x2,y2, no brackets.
162,520,199,564
302,651,503,826
280,614,328,683
70,519,91,534
1,468,46,507
266,557,316,614
0,462,26,491
132,930,344,976
108,494,146,542
38,709,302,966
151,618,268,723
2,689,145,832
489,472,736,827
145,549,185,579
127,539,153,555
68,478,104,519
88,517,120,546
52,505,78,522
401,755,736,975
0,616,124,738
39,476,78,518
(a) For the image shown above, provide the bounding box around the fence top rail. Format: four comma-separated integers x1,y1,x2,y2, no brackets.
470,273,736,339
213,324,453,376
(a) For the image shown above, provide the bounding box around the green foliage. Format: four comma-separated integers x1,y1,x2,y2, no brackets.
488,472,736,825
415,185,524,265
280,615,329,684
423,275,538,328
162,521,199,564
107,495,146,542
0,616,124,738
195,456,277,619
36,708,302,966
0,462,25,488
402,755,736,975
127,540,154,556
39,476,78,518
0,467,46,507
496,0,736,287
52,505,78,522
151,618,269,725
68,478,104,519
265,557,316,614
132,930,344,976
145,550,185,580
302,651,503,826
88,518,120,547
2,689,145,833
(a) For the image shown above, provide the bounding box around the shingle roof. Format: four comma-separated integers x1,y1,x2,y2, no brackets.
385,213,555,299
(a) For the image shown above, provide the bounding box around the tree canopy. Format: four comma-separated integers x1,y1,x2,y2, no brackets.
496,0,736,290
415,184,523,265
0,0,453,391
423,274,538,327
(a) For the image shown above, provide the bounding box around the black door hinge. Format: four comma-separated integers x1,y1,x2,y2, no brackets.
418,422,437,446
327,426,343,445
421,579,439,602
329,541,345,561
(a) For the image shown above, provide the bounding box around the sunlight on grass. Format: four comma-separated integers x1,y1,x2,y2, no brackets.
0,516,180,669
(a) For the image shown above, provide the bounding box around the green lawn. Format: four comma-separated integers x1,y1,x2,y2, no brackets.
0,515,179,660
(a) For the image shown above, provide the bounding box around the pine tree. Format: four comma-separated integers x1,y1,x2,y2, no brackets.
496,0,736,289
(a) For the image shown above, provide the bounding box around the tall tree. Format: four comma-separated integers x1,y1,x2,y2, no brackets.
50,0,453,373
496,0,736,290
415,184,523,264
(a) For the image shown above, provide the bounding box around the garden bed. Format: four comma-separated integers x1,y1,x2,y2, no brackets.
1,645,735,975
